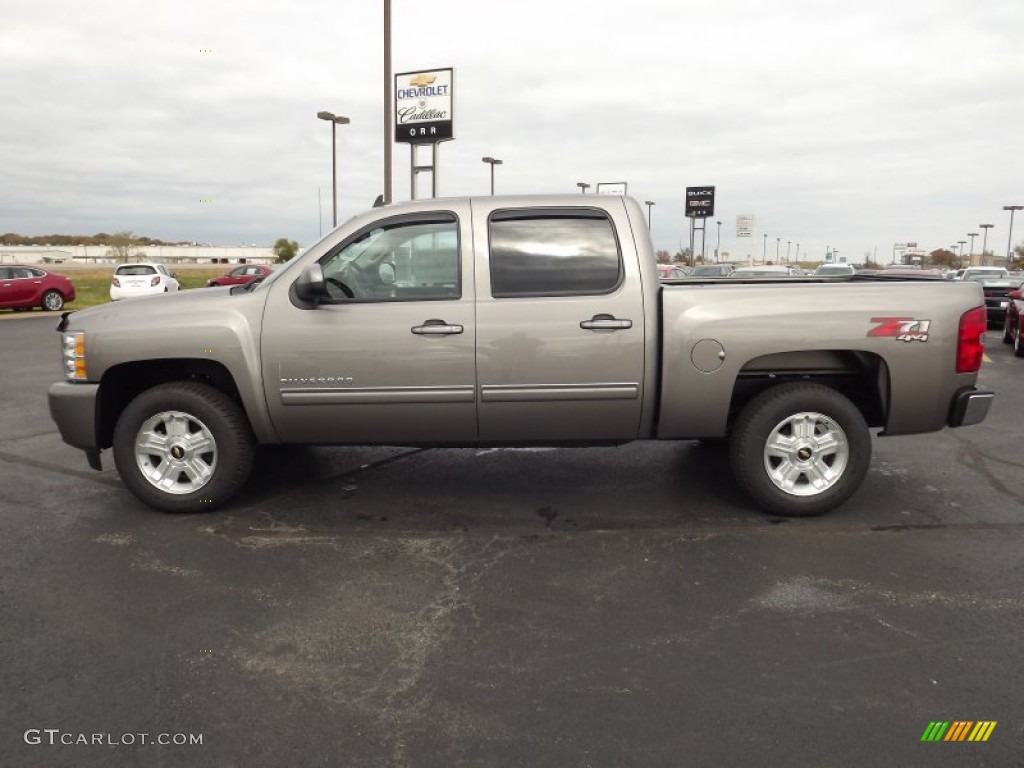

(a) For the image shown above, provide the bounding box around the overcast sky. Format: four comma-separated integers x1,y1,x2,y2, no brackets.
2,0,1022,262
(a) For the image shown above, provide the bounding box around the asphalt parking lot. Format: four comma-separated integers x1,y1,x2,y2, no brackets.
1,312,1022,767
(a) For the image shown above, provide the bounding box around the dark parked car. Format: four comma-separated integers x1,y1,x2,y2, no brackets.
688,264,734,277
0,265,76,311
206,265,273,287
1001,282,1024,356
966,276,1023,328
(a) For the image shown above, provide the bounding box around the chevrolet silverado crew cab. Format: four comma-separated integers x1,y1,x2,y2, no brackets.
48,195,994,516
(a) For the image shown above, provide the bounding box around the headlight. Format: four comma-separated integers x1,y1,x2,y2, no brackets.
62,331,87,381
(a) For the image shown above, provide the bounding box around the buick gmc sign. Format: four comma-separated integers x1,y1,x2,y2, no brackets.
685,186,715,218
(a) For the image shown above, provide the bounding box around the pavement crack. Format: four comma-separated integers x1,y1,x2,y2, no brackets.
0,448,121,486
949,432,1024,506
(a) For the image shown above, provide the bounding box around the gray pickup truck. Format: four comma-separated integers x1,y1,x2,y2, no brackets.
49,195,993,516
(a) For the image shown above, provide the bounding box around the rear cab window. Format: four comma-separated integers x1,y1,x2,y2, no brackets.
487,208,622,297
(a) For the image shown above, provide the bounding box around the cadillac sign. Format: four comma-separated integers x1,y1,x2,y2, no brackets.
394,68,454,144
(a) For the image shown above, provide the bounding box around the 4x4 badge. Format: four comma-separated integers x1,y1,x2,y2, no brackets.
868,317,931,342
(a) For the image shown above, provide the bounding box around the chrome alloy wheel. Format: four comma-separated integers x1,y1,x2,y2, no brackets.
134,410,218,494
762,411,849,497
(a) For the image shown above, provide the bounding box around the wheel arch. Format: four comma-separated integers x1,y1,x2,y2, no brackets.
728,349,889,431
97,359,249,449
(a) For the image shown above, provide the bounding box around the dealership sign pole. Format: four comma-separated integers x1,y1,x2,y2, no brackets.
395,68,455,199
685,186,715,267
736,214,754,265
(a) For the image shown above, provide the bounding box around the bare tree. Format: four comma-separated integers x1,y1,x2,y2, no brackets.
106,231,144,263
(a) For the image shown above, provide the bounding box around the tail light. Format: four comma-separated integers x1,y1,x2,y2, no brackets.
151,275,161,287
956,307,987,373
112,277,120,287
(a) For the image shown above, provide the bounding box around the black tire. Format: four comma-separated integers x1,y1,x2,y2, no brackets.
1003,314,1014,344
112,382,255,513
1015,326,1024,358
729,383,871,517
41,289,64,311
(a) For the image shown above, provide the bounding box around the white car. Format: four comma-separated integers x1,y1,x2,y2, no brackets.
110,263,180,301
729,265,801,277
814,264,856,276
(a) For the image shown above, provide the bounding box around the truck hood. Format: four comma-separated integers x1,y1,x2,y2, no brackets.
63,286,245,331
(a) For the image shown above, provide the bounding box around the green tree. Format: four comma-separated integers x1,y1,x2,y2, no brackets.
673,246,693,263
273,238,300,263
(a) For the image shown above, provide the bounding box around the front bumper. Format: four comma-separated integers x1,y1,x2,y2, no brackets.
48,381,102,469
948,387,995,427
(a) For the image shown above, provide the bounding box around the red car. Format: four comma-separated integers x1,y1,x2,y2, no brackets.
206,264,273,287
0,264,76,311
1002,281,1024,357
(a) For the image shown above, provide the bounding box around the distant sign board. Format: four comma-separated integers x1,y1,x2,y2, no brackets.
394,68,454,144
686,186,715,218
736,214,754,237
596,182,628,195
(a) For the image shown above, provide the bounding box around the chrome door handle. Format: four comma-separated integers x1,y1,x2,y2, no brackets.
412,319,464,336
580,313,632,331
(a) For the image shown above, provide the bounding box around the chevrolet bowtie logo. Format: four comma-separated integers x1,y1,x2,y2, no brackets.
409,73,436,87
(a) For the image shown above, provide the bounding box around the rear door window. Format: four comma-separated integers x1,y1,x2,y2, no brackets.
488,209,622,298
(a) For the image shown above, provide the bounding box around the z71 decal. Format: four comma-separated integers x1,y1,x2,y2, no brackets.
868,317,931,342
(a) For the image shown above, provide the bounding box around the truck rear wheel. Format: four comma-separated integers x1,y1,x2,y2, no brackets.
729,383,871,517
112,382,255,513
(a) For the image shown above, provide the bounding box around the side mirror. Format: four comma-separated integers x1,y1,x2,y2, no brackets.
1009,290,1022,300
294,263,326,304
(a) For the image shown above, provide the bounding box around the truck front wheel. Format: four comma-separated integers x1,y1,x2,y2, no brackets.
112,382,255,512
729,383,871,517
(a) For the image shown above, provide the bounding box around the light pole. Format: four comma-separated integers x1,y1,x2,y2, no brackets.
776,236,780,263
967,232,979,266
316,111,350,228
786,240,791,263
577,182,590,194
715,220,721,262
644,200,655,229
482,157,502,195
795,243,800,261
1004,205,1023,265
762,233,767,264
979,223,993,265
957,240,967,268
